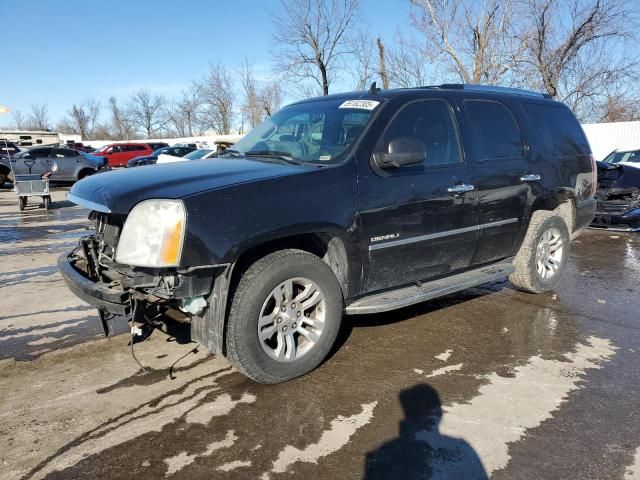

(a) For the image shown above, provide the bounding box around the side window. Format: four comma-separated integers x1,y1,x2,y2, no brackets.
522,103,590,158
379,99,462,166
52,148,79,158
464,100,523,161
29,148,52,157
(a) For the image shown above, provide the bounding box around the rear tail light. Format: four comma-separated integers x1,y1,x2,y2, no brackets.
589,154,597,196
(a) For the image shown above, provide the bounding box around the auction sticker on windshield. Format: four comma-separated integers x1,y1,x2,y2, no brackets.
339,100,380,110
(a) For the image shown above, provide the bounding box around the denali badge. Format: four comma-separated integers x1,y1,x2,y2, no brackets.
371,233,400,243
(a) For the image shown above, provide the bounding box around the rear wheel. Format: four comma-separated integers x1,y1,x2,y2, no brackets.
509,211,570,293
78,169,95,181
225,249,343,384
0,171,7,187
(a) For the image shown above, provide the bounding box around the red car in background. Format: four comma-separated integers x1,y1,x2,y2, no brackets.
93,143,155,167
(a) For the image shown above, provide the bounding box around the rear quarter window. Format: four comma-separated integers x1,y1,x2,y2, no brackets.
522,103,590,157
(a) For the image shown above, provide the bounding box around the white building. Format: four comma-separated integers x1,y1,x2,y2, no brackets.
582,121,640,160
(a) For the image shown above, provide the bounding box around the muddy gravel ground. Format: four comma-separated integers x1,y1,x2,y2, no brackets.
1,187,639,480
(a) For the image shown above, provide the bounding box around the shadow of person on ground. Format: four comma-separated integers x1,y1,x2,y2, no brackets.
364,384,488,480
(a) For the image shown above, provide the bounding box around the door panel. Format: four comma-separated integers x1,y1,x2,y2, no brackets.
461,99,532,264
13,148,51,176
358,98,478,293
51,148,80,180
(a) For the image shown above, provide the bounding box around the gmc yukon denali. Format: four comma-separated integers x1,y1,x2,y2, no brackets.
59,84,596,383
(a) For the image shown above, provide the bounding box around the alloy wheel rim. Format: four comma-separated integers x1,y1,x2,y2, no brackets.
257,277,326,362
535,227,564,279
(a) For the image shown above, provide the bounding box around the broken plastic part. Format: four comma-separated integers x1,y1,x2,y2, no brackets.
180,296,207,315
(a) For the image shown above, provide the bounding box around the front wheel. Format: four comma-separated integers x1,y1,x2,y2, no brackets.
225,249,343,384
509,211,570,293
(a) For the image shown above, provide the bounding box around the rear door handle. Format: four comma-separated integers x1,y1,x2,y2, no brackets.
520,174,541,182
447,184,476,194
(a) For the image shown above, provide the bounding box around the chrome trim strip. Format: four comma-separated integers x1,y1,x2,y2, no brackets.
67,192,111,213
369,217,518,251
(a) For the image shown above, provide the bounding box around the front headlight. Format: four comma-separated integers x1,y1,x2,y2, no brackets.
115,199,186,267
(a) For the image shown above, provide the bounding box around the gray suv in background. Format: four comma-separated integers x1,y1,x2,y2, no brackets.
1,147,108,184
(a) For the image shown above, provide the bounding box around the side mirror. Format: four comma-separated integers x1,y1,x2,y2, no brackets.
372,137,426,169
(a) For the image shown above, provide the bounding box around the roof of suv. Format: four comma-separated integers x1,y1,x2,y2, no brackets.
289,84,559,107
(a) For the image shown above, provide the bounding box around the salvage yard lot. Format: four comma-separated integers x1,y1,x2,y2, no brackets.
1,188,640,479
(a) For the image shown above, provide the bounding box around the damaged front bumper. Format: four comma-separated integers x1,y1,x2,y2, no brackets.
58,249,222,317
58,253,131,315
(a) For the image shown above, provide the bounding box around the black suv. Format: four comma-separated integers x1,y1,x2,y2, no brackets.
59,84,596,383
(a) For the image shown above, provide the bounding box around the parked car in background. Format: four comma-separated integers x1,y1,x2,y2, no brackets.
601,148,640,168
5,147,108,182
0,141,20,159
147,142,170,151
591,160,640,231
156,147,206,164
0,142,21,185
64,141,96,153
128,145,197,167
93,143,154,167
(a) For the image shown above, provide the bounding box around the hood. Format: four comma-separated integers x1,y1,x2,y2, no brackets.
68,157,311,214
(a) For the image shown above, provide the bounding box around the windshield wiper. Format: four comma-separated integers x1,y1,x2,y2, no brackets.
244,150,303,165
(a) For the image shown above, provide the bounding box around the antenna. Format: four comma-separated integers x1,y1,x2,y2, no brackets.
368,82,379,94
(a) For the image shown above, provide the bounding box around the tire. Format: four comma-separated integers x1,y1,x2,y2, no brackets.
0,172,7,187
226,249,343,384
78,169,95,181
43,196,51,210
509,211,570,293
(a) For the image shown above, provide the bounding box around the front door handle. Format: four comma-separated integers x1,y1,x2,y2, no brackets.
520,174,541,182
447,184,476,194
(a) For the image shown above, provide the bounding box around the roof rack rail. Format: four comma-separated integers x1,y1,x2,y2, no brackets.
437,84,552,99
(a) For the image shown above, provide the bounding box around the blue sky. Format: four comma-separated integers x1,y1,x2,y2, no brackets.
0,0,411,124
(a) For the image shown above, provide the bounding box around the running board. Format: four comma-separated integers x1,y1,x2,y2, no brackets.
346,262,515,315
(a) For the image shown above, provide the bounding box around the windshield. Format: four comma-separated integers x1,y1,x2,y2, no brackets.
227,98,378,164
603,150,640,164
184,149,213,160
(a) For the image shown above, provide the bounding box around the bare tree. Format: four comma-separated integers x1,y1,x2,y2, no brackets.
197,63,236,134
108,96,135,140
66,98,101,139
351,31,376,91
519,0,638,120
11,110,26,130
127,89,167,137
164,88,203,137
386,32,432,88
377,37,390,89
599,93,640,122
410,0,521,84
258,80,283,117
28,103,50,130
240,59,264,130
272,0,361,95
